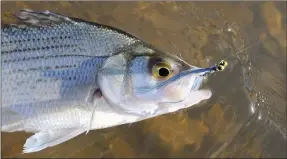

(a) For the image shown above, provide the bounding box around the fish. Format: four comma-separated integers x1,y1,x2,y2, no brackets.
1,9,217,153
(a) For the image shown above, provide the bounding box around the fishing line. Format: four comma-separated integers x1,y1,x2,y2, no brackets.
212,39,261,72
222,39,261,61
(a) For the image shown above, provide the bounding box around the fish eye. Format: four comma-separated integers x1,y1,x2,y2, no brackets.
159,67,170,76
152,62,172,79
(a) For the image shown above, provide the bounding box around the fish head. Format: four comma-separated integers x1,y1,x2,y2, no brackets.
98,44,212,117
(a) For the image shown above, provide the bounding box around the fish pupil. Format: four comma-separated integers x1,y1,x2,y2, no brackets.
159,67,170,77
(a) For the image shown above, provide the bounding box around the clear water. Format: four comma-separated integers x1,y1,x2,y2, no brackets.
1,1,286,158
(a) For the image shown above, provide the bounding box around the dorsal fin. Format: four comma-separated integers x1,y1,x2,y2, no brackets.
14,9,74,26
8,9,143,41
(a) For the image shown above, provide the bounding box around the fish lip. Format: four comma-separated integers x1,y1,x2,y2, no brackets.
159,74,206,105
159,87,212,108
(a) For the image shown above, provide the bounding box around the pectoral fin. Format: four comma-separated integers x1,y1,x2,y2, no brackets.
23,128,85,153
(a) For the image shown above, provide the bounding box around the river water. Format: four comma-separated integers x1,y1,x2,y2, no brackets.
1,1,286,158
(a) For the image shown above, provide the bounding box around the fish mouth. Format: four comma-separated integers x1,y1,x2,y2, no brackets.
173,87,212,107
159,76,205,105
157,87,212,115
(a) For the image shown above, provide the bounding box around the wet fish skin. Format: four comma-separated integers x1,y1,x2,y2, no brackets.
2,10,140,133
1,9,213,153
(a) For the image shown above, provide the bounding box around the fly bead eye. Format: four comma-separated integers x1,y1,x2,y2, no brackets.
218,65,224,71
217,60,228,71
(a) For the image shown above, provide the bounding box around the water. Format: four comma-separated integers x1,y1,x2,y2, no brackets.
1,1,286,158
